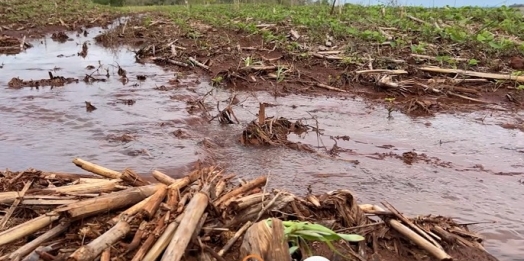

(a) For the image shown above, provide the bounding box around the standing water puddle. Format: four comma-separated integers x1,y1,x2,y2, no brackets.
0,21,523,261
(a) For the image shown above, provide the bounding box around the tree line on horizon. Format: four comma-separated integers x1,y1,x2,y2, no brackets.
92,0,327,6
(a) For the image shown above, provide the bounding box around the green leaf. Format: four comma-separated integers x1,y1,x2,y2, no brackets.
488,41,502,49
293,230,325,241
476,34,486,42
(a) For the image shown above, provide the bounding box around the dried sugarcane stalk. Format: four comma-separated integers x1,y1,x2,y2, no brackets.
0,212,60,246
176,192,189,213
225,193,294,228
214,176,267,207
189,213,208,247
189,57,210,70
68,220,131,261
100,248,110,261
152,170,177,185
142,213,184,261
139,184,167,220
21,199,79,205
218,221,252,256
215,178,227,198
121,168,150,186
135,212,175,261
161,187,210,261
56,184,159,219
314,83,347,93
372,205,451,261
0,181,32,229
124,221,147,253
240,218,291,261
356,69,408,74
258,102,265,125
72,158,121,179
8,220,70,261
0,191,24,204
230,193,271,212
432,226,461,245
34,179,120,195
267,218,291,261
222,194,243,209
76,178,113,183
166,188,179,209
420,66,524,82
109,194,154,225
22,244,57,261
382,201,444,250
41,172,95,179
168,168,202,191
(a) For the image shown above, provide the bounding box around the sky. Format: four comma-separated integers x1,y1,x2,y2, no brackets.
342,0,521,7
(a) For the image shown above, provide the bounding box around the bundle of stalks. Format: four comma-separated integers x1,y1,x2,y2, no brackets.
240,103,310,149
0,158,498,261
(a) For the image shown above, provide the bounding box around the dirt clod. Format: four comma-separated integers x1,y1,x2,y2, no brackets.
51,32,69,42
85,101,97,112
402,151,418,165
509,56,524,70
8,73,78,88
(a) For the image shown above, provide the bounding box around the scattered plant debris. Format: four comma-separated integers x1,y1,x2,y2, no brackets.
8,72,78,88
51,32,70,42
85,101,97,112
0,160,499,261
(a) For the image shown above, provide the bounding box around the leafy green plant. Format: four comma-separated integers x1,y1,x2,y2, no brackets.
265,219,365,258
211,76,223,86
276,65,286,83
243,56,253,67
468,59,479,66
385,97,395,119
410,43,426,54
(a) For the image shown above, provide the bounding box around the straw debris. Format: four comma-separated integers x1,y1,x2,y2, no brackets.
240,103,312,153
0,159,498,261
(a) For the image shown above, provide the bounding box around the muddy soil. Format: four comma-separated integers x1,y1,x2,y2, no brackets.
0,17,523,261
90,15,524,117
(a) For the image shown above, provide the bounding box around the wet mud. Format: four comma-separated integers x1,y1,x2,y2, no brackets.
1,18,524,261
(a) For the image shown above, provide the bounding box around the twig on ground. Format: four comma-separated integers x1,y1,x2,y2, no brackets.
189,57,210,70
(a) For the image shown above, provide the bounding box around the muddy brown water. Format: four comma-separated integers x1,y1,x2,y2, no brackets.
1,20,523,261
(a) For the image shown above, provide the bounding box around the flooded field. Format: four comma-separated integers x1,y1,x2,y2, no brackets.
1,22,524,261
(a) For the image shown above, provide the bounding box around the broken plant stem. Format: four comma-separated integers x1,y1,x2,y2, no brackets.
72,158,121,179
68,220,131,261
161,187,210,261
0,181,32,229
189,57,210,70
218,221,252,256
420,66,524,82
142,213,184,261
0,213,60,246
8,220,70,261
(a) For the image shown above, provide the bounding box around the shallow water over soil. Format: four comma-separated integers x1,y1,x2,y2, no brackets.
0,23,523,261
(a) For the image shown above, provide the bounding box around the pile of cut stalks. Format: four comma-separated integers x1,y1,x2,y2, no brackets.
0,158,496,261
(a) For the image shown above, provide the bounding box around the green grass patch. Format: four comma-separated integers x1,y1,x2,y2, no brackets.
119,3,524,59
0,0,119,26
3,0,524,60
